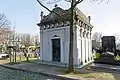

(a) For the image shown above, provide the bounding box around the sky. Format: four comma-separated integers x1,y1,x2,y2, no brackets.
0,0,120,36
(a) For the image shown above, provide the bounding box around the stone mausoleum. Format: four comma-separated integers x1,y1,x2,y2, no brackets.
37,6,94,68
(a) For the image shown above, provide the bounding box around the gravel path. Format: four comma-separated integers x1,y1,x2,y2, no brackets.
0,66,60,80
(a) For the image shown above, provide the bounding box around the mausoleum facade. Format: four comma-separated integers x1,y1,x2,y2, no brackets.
37,6,94,67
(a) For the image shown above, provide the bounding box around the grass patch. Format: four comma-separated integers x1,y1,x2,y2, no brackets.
115,55,120,61
5,60,34,65
5,56,37,65
56,68,119,79
57,68,117,79
95,53,101,60
16,56,37,62
64,71,116,80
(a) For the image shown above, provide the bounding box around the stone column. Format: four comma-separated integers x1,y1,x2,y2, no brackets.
82,29,85,64
88,31,91,61
90,32,93,60
85,32,88,62
87,32,90,61
84,30,87,63
80,29,83,65
90,33,94,60
40,30,43,60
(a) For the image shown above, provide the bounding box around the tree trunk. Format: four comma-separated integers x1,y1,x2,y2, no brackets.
68,0,74,73
15,49,16,63
9,48,11,63
12,50,14,63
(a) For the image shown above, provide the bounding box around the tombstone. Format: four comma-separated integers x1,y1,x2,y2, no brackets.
94,36,120,64
102,36,116,53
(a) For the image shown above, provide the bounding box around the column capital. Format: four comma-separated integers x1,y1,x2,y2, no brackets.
79,20,83,27
83,30,87,38
80,27,84,32
90,33,92,39
86,32,89,39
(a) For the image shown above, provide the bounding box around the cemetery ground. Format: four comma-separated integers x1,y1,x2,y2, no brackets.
0,57,120,80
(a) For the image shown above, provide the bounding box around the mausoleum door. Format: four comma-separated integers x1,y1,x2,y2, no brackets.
52,39,61,62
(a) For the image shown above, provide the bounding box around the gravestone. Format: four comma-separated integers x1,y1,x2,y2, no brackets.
94,36,120,65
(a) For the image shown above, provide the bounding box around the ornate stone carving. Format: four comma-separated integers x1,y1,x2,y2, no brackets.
86,25,89,31
50,24,54,28
87,32,90,39
75,20,79,25
80,21,84,27
47,24,50,29
83,31,86,38
64,21,67,26
40,26,42,30
79,20,82,27
55,23,58,27
84,23,86,29
90,33,92,39
80,29,83,38
59,22,62,26
67,21,70,25
86,32,89,39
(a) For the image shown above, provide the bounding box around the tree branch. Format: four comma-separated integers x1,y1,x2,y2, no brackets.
37,0,65,20
0,20,8,28
72,0,83,9
0,14,4,21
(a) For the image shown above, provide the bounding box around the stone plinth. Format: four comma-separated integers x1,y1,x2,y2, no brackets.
95,52,120,65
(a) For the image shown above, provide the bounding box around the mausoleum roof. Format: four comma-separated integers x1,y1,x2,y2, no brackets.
37,7,90,26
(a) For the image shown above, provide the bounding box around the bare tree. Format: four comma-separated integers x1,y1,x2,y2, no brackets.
92,32,102,42
37,0,109,72
113,34,120,50
20,33,31,47
114,34,120,44
19,33,37,48
0,13,12,47
0,13,10,30
34,34,40,46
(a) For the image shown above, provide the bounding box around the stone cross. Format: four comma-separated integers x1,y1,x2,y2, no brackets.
54,4,58,8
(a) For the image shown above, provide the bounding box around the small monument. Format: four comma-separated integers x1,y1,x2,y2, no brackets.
95,36,120,64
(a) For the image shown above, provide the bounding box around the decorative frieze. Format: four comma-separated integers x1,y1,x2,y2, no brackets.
86,26,90,31
89,33,92,39
83,23,86,29
83,31,86,38
40,19,92,31
46,24,50,29
79,20,82,27
81,22,84,28
75,20,79,25
40,21,70,30
80,29,83,38
66,21,70,26
64,21,68,26
86,32,89,39
58,22,62,27
50,24,54,28
55,23,58,27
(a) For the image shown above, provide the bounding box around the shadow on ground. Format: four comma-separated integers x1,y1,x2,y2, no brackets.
0,59,120,80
